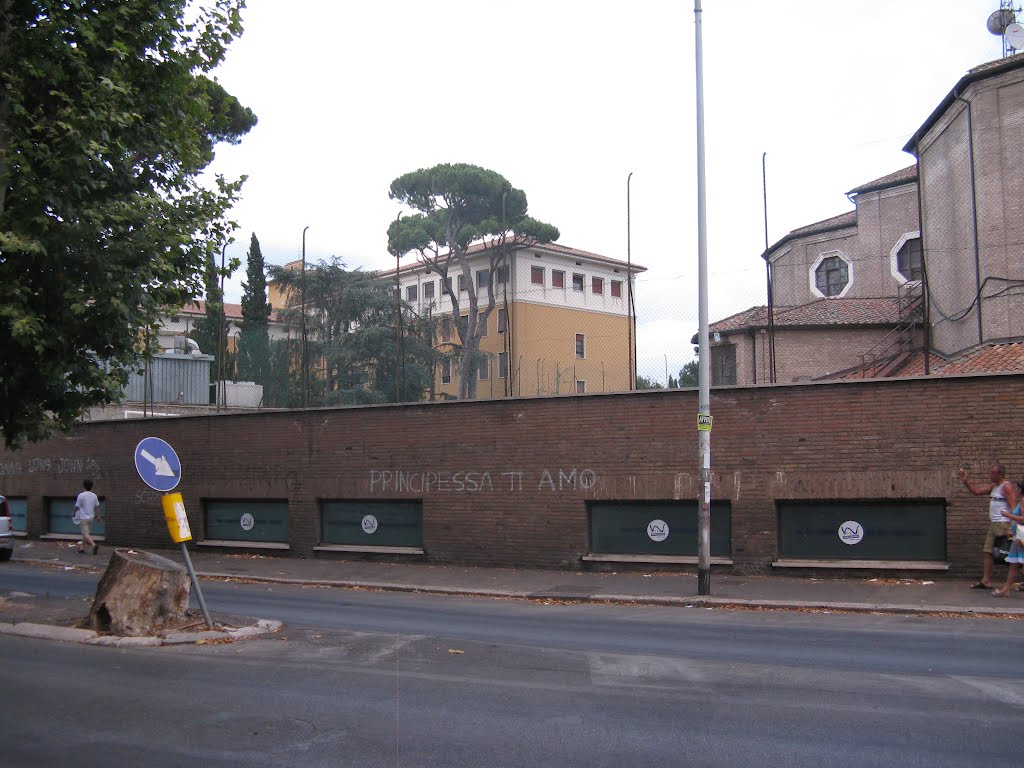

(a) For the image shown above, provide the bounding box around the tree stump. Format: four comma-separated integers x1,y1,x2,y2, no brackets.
88,549,191,635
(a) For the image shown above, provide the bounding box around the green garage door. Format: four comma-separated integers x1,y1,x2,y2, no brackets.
589,501,731,557
6,497,27,533
204,500,289,543
778,501,946,560
47,498,106,536
321,501,422,548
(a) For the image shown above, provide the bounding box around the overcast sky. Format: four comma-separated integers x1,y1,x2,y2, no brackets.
205,0,1005,382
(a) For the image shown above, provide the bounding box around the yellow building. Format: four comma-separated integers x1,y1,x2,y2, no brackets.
381,242,645,399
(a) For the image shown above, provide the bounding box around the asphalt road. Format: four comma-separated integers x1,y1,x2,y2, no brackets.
2,565,1022,767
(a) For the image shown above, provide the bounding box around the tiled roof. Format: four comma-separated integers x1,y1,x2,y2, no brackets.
763,166,915,260
383,240,647,276
892,342,1024,377
182,301,284,323
763,210,857,260
905,53,1024,153
831,341,1024,381
786,210,858,239
776,297,902,326
708,297,902,335
707,306,768,334
847,165,917,195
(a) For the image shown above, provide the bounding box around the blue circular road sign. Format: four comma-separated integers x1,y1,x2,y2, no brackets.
134,437,182,492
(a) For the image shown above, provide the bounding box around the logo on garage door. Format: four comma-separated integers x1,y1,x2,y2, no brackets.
838,520,863,545
647,519,669,542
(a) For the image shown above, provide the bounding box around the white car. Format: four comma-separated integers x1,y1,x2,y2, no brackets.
0,495,13,561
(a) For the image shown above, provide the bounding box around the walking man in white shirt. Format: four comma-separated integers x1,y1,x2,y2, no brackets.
73,479,102,555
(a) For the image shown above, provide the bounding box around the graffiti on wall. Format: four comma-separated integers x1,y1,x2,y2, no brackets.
0,457,102,477
369,468,598,494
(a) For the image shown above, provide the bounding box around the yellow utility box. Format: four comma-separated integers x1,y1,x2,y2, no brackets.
161,492,193,543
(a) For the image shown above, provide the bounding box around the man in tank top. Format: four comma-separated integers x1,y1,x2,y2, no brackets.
958,463,1016,589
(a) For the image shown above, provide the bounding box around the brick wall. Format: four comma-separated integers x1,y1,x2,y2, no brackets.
1,374,1019,576
919,66,1024,356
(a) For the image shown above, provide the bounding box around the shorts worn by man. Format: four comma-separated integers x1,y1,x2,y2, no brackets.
958,463,1016,589
73,479,102,555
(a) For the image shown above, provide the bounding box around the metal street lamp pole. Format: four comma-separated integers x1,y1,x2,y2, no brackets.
627,172,635,390
301,226,309,409
501,191,511,397
694,0,712,596
394,212,403,402
217,242,228,413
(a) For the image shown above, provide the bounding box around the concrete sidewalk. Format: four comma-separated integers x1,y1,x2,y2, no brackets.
11,539,1024,618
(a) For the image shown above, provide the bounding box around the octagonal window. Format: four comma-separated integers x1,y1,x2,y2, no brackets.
897,237,922,282
815,255,849,297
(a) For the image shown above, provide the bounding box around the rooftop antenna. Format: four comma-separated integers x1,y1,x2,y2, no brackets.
988,2,1023,57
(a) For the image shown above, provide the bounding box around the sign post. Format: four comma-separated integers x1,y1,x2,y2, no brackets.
134,437,213,628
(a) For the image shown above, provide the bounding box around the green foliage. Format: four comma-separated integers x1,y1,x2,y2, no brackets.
388,163,558,398
236,233,271,385
635,375,664,390
190,251,228,374
264,338,297,408
0,1,256,448
678,360,699,388
268,258,435,405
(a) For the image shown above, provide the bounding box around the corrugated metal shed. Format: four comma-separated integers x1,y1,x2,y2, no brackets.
125,353,214,404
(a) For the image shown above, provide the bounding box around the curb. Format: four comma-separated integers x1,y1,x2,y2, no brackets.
195,571,1024,617
12,556,1024,619
0,618,282,646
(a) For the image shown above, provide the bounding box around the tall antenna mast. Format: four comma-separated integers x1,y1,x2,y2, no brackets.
987,2,1024,57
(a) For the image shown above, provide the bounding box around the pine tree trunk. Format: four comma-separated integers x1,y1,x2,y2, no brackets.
88,549,191,635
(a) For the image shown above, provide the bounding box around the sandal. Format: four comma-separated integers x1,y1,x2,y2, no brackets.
970,582,992,589
993,588,1010,597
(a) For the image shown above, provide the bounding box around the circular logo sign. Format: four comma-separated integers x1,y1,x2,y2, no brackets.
838,520,864,545
361,515,379,535
240,513,255,532
647,519,669,542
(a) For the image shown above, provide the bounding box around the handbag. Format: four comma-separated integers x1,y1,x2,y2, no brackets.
1015,523,1024,545
993,535,1012,563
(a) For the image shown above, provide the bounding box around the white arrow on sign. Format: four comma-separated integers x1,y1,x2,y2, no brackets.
140,448,177,478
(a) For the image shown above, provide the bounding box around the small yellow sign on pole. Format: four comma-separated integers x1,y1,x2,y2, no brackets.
161,492,192,543
697,413,713,432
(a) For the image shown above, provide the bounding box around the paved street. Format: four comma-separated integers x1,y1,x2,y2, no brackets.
9,538,1024,616
3,546,1024,767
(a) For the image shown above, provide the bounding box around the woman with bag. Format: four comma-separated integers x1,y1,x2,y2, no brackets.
993,481,1024,597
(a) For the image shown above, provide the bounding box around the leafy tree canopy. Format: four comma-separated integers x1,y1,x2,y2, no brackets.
0,0,256,448
678,360,699,388
387,163,557,398
268,258,435,405
635,374,664,391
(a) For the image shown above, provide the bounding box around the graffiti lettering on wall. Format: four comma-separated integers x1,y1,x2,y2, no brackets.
134,488,162,505
369,468,597,494
0,457,101,477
